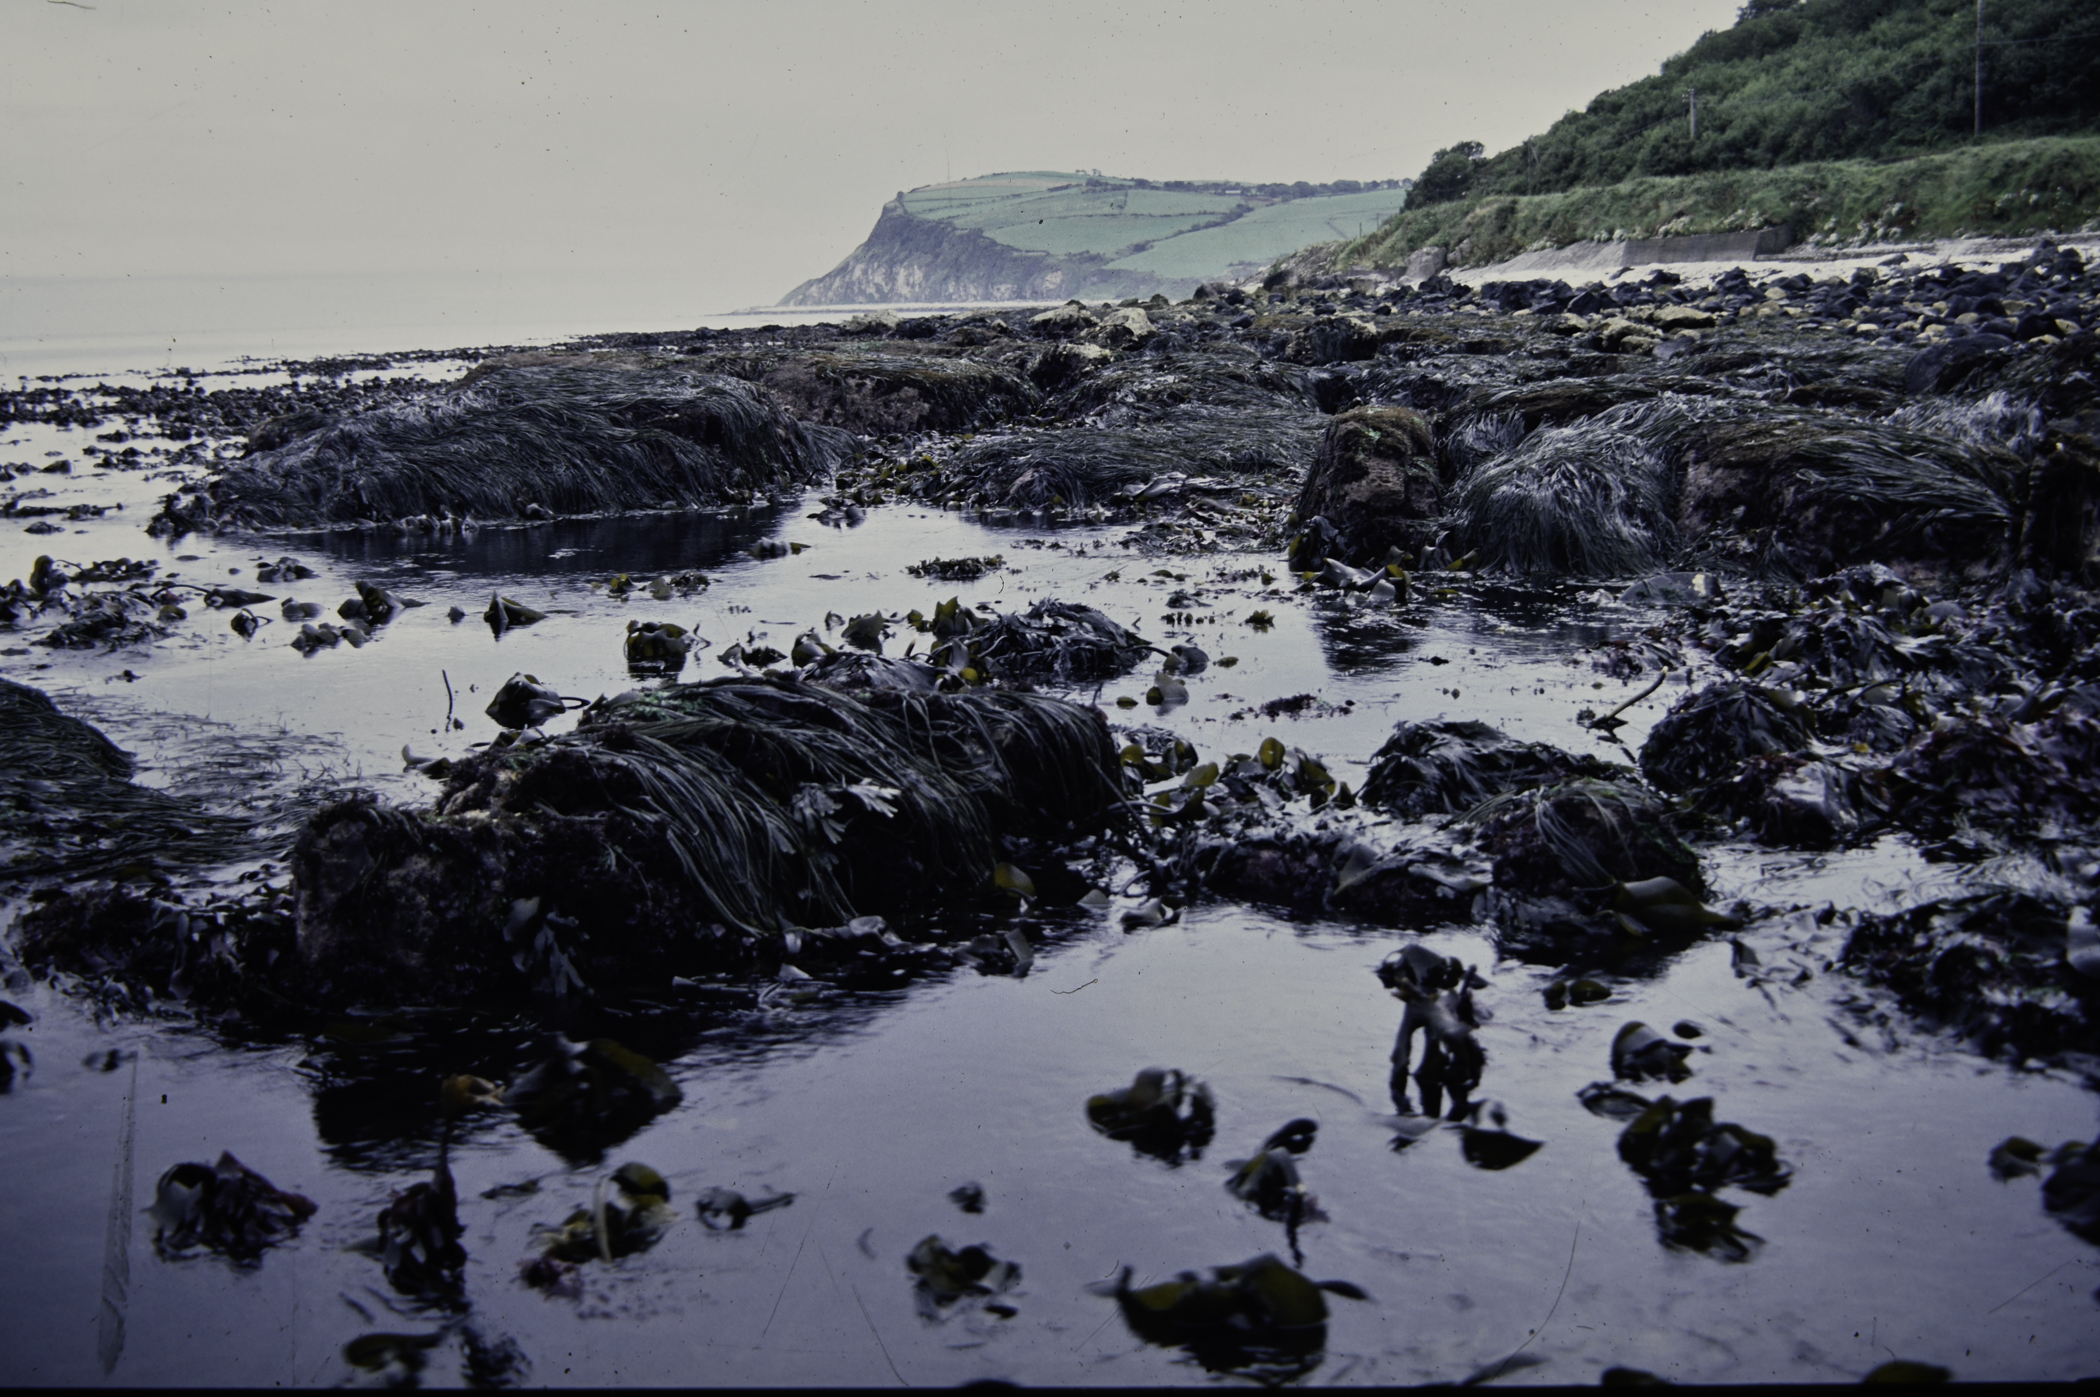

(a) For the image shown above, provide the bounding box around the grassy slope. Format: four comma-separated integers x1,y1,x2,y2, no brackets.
1110,190,1409,275
1336,135,2100,272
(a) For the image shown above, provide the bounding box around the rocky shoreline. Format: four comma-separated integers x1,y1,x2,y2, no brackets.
6,237,2100,1073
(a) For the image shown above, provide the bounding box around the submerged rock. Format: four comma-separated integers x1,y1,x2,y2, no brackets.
1468,774,1700,897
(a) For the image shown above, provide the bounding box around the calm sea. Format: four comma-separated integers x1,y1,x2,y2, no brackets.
1,271,1033,380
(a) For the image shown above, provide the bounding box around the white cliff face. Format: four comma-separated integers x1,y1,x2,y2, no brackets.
781,200,1081,306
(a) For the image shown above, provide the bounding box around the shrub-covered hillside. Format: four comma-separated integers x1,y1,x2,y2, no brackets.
1438,0,2099,205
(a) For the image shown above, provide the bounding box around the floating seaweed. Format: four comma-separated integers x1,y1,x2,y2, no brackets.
148,1151,316,1263
906,1234,1020,1320
1087,1253,1367,1383
1086,1067,1216,1165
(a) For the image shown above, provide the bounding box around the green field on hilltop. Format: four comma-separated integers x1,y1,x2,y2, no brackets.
1111,189,1409,276
893,171,1402,263
783,170,1408,303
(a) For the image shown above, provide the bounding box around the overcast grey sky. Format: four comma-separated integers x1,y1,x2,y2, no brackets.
4,0,1742,333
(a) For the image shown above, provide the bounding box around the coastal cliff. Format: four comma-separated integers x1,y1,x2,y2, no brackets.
783,198,1088,306
780,172,1409,306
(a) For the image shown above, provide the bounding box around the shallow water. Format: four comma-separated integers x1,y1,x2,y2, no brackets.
3,355,2098,1387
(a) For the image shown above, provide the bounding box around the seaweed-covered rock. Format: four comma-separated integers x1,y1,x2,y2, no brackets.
1363,719,1625,818
156,360,851,531
1842,891,2099,1064
1044,348,1313,424
937,412,1322,513
1672,406,2016,578
1289,406,1439,567
285,676,1124,1002
1448,403,1680,576
1883,711,2100,840
1639,681,1815,795
1201,827,1491,927
757,346,1038,434
1700,752,1870,847
1469,778,1703,901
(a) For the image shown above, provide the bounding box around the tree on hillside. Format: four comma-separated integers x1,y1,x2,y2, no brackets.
1410,142,1486,206
1451,0,2100,198
1737,0,1799,23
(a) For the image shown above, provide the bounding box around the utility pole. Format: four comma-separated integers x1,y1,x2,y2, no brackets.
1975,0,1984,137
1685,87,1698,141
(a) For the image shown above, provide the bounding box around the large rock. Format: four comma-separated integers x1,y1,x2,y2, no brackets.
1290,406,1441,567
1306,314,1384,365
1403,247,1448,282
1090,307,1153,349
1651,305,1716,332
1032,301,1101,336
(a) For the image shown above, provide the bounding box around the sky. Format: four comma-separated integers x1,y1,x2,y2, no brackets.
2,0,1745,351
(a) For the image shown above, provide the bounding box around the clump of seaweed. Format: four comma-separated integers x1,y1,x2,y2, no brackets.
286,675,1125,1002
1639,681,1816,796
960,599,1153,685
0,679,251,883
1447,405,1680,576
1362,719,1626,818
936,412,1322,513
156,360,851,531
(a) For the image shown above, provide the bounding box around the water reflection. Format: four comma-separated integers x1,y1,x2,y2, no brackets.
282,504,790,581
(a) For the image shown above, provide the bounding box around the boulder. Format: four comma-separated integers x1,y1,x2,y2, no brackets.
1290,406,1439,566
1651,305,1716,332
1032,300,1101,336
1028,341,1113,391
842,309,900,335
1595,318,1660,353
1090,307,1154,350
1306,314,1383,365
1404,247,1448,283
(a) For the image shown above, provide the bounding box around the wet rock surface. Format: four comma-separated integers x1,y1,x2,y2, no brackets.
6,242,2100,1385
